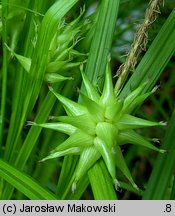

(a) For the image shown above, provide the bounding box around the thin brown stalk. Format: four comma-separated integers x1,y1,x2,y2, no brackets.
114,0,163,95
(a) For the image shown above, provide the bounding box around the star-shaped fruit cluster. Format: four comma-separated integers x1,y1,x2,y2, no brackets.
32,63,166,191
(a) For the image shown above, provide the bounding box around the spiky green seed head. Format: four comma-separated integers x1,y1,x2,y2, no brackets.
35,62,166,191
9,10,88,84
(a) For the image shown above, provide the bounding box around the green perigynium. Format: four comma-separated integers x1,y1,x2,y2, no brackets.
7,9,88,84
31,62,166,191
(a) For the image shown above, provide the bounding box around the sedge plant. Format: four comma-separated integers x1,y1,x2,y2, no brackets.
0,0,175,200
30,61,166,193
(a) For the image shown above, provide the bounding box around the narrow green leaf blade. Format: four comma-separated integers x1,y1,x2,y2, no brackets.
0,159,57,200
88,160,117,200
83,0,120,199
143,109,175,199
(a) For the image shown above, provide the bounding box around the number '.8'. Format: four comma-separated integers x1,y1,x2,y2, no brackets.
166,204,171,212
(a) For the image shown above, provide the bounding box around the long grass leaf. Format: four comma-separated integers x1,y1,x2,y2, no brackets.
0,159,57,200
119,8,175,200
88,160,117,200
56,0,120,200
84,0,120,199
143,109,175,199
4,0,44,162
84,0,120,87
4,0,79,164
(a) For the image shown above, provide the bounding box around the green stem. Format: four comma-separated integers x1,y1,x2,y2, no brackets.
0,0,9,151
82,0,120,199
4,0,43,162
143,109,175,199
